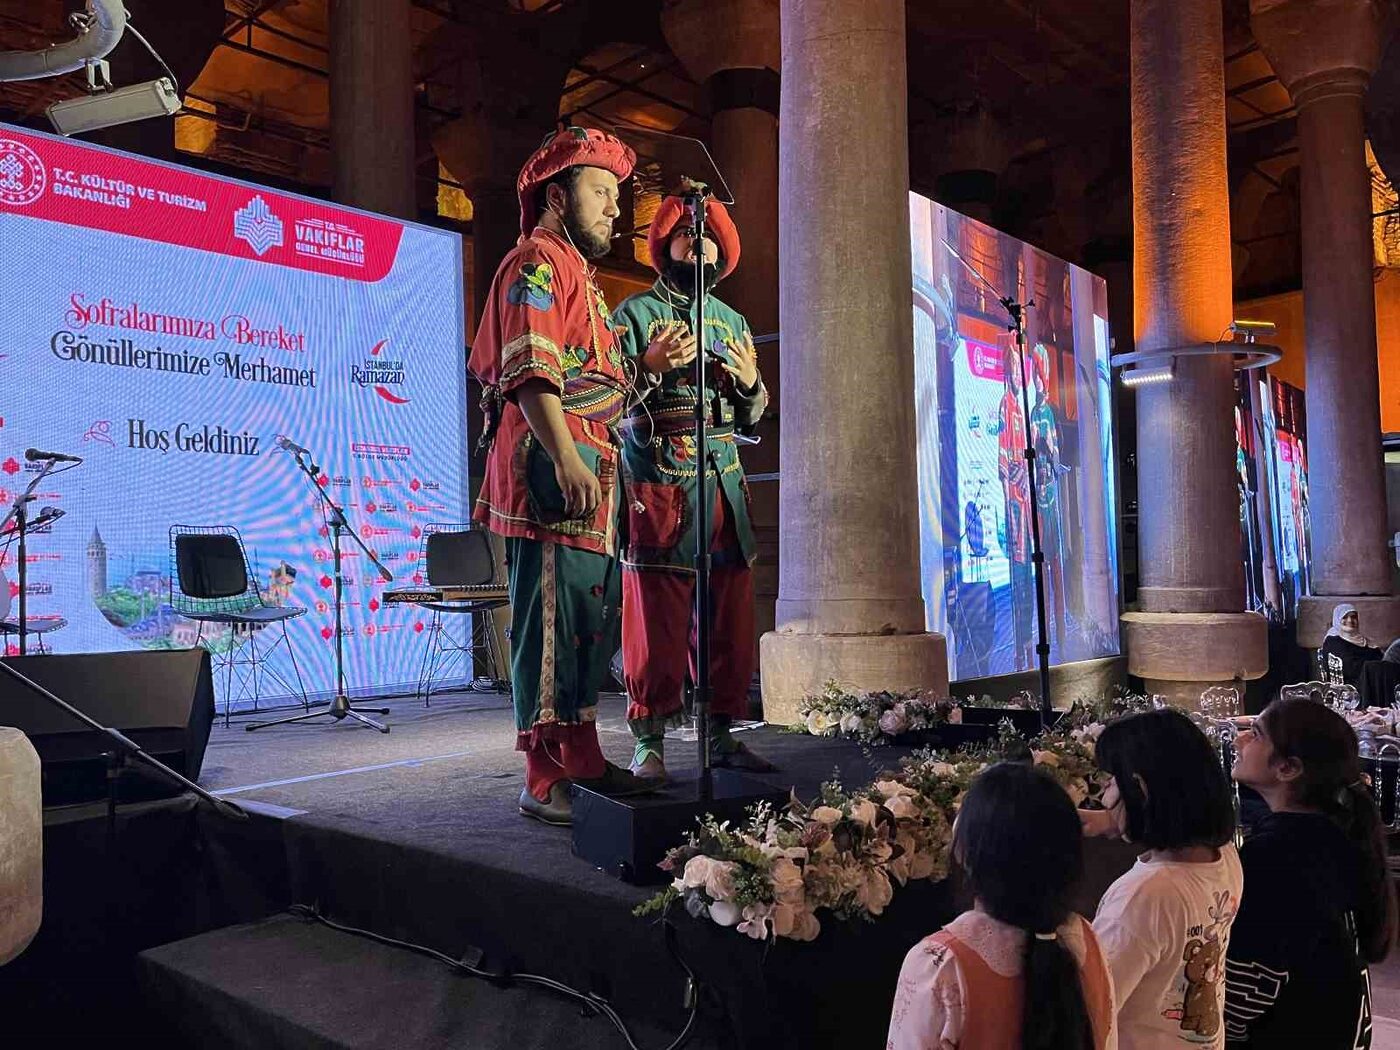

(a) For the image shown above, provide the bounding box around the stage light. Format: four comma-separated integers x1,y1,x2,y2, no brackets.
1229,319,1277,343
1120,360,1176,387
48,76,181,136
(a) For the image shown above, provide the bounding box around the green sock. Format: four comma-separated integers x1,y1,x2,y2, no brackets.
629,716,666,767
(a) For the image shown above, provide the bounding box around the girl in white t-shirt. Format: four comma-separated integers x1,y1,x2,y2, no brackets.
1084,708,1243,1050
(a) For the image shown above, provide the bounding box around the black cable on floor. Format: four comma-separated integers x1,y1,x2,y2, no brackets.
287,903,700,1050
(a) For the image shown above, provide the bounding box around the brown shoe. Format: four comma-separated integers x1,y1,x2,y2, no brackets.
628,753,668,783
518,781,572,826
572,761,658,798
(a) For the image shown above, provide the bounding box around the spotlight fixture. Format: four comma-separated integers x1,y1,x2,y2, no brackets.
1228,319,1277,343
48,76,180,136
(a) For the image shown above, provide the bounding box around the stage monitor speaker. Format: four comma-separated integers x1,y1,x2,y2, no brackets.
0,649,215,806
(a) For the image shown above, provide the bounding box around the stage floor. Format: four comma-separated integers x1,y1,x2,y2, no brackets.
198,686,883,823
142,689,944,1049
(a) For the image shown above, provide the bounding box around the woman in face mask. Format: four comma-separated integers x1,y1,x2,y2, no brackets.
1318,603,1384,688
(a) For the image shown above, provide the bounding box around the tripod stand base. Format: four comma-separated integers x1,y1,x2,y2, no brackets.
246,693,391,733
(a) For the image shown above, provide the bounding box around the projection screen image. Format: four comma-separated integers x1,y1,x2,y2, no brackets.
910,194,1121,682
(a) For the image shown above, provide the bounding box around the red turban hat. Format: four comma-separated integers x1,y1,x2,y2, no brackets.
647,194,741,280
516,126,636,236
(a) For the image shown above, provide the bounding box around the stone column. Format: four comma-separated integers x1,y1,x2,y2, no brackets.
1120,0,1267,705
760,0,947,724
662,0,783,641
1251,0,1400,647
329,0,417,219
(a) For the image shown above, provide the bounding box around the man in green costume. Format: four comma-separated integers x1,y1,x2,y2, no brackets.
470,128,690,824
612,193,776,779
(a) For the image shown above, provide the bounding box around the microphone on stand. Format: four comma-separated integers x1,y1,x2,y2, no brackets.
30,507,65,530
25,448,82,463
275,436,312,457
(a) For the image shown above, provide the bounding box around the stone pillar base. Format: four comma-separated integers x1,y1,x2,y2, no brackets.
0,727,41,966
1122,611,1268,710
759,631,948,727
1297,595,1400,650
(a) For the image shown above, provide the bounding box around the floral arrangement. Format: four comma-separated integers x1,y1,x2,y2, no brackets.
639,692,1163,944
796,683,960,744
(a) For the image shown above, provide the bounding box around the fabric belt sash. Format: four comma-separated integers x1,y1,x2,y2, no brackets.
627,402,733,440
560,373,628,426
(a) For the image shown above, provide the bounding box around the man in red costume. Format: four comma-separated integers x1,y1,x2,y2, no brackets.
470,128,690,825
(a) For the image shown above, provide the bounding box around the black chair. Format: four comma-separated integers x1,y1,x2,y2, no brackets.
0,616,67,655
414,523,509,705
169,525,309,726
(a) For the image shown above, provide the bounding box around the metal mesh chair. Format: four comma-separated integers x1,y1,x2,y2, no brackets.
0,616,67,654
169,525,309,726
414,523,509,705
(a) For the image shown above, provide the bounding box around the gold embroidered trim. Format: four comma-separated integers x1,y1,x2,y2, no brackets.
502,331,562,366
500,360,565,391
654,458,743,479
538,540,558,720
530,707,598,727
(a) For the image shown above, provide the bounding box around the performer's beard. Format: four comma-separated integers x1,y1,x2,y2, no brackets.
561,197,613,259
662,256,721,296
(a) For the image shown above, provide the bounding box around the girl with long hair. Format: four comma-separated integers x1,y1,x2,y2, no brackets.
1226,696,1397,1047
1087,708,1242,1049
888,762,1116,1050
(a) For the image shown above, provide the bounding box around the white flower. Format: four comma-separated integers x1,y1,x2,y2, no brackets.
811,805,843,826
804,709,839,736
849,798,880,827
737,903,773,940
855,867,894,915
948,707,963,724
709,899,742,926
771,857,806,906
885,794,918,820
840,712,863,734
704,860,739,901
678,855,717,891
873,778,913,801
931,762,956,778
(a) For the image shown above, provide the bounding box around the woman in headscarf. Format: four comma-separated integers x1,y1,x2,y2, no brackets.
1319,602,1384,687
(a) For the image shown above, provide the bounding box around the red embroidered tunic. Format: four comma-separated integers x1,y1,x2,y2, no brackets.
470,228,629,555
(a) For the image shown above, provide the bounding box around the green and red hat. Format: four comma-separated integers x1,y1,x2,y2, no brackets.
516,126,636,236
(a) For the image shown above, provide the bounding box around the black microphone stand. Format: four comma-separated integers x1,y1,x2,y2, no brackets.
1,459,59,656
686,184,715,801
248,446,393,733
0,659,249,839
942,241,1054,726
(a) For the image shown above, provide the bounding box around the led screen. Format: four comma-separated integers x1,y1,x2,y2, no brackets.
0,124,466,705
910,194,1121,681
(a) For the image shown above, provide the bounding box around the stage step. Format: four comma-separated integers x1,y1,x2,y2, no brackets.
138,913,717,1050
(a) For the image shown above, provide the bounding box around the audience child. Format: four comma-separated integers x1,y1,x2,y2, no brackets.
1087,709,1242,1050
1225,697,1397,1047
888,762,1116,1050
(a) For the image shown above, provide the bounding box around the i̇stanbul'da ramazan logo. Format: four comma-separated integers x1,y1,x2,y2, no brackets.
233,194,285,256
0,139,46,208
351,338,410,405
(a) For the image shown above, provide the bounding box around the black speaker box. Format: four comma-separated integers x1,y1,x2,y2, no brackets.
0,649,215,806
571,770,788,885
